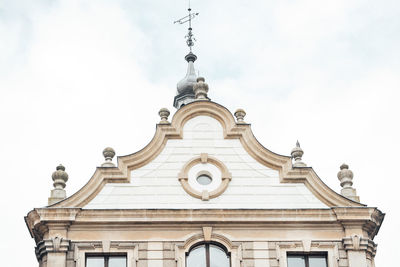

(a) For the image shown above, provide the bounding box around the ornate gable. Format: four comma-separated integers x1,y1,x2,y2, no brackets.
48,100,362,209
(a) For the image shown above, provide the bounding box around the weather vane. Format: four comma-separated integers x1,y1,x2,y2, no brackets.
174,1,199,52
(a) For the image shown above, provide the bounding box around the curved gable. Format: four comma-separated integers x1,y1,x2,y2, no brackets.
52,101,363,208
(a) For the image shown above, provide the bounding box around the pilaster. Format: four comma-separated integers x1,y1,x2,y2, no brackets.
36,236,70,267
342,235,376,267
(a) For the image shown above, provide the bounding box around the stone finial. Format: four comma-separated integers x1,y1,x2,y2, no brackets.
337,163,360,202
291,140,306,167
48,164,68,205
234,109,246,123
158,108,170,124
193,77,209,100
102,147,116,167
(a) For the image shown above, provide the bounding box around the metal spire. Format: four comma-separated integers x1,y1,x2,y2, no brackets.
174,1,199,52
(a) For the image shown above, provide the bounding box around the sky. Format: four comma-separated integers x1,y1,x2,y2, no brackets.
0,0,399,265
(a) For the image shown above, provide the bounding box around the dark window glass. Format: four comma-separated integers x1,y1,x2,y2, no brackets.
187,243,230,267
308,256,327,267
187,245,206,267
209,244,230,267
87,257,104,267
86,255,126,267
197,174,212,185
287,254,327,267
109,256,127,267
287,255,306,267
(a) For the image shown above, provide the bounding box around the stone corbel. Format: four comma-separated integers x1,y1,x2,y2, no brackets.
45,236,70,252
36,236,70,261
342,235,377,260
342,235,368,251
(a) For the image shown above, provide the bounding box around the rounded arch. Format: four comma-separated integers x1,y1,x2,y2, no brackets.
186,242,231,267
182,233,236,254
187,241,230,255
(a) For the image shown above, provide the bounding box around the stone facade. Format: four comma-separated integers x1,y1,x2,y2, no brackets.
25,98,384,267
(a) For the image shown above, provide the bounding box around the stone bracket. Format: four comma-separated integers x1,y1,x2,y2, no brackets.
36,237,70,261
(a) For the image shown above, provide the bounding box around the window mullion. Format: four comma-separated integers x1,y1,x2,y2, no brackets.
206,244,210,267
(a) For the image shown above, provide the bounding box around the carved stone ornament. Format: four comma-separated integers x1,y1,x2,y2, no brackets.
337,164,359,202
178,153,232,201
193,77,209,100
102,147,116,167
158,108,171,124
291,141,306,167
48,164,69,205
342,235,377,256
35,236,70,261
234,109,246,123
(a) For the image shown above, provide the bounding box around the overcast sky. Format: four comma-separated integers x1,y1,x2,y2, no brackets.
1,0,399,266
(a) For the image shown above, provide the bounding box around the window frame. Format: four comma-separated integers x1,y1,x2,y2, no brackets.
74,242,137,267
86,253,127,267
186,241,231,267
275,242,339,267
287,252,328,267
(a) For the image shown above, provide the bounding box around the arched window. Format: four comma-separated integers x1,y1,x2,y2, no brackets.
186,242,230,267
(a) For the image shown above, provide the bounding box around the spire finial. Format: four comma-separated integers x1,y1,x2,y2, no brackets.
173,2,200,109
174,1,199,53
48,164,69,205
291,140,306,167
102,147,116,167
337,163,360,202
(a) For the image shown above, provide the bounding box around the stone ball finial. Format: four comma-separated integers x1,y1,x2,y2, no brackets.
234,109,246,123
102,147,116,167
337,163,359,202
337,163,354,188
52,164,68,189
193,77,209,100
48,164,69,205
158,108,170,124
291,141,306,167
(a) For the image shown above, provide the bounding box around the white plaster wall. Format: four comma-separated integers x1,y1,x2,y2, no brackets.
85,116,328,209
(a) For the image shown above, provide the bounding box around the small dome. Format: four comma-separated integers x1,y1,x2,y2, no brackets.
176,53,198,94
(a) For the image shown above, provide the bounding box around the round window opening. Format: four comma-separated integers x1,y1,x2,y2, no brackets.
196,173,212,185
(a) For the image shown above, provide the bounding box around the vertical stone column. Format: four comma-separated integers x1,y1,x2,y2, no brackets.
46,222,70,267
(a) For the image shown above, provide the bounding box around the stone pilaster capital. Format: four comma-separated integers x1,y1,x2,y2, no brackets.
35,236,70,261
342,235,377,259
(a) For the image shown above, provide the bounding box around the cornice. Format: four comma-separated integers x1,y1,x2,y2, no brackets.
332,207,385,239
45,101,363,208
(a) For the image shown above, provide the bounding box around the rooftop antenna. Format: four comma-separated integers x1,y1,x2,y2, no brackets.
174,0,199,52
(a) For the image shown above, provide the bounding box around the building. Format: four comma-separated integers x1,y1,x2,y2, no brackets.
25,10,384,267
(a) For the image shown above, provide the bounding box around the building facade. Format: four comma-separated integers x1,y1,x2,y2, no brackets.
25,51,384,267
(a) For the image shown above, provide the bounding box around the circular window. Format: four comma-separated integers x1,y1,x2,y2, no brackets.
196,173,212,185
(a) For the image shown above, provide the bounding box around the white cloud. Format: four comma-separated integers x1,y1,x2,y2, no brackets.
0,0,399,265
